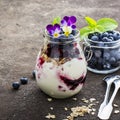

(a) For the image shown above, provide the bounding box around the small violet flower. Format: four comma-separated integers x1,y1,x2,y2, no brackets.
46,24,61,38
61,16,77,36
46,16,77,38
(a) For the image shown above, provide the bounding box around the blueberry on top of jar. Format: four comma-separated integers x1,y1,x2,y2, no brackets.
88,31,120,42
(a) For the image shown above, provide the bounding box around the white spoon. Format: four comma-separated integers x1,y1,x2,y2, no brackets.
98,75,120,117
98,79,120,120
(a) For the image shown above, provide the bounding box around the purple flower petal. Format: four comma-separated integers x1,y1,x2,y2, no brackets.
46,24,53,33
53,24,60,30
67,21,71,26
71,25,76,29
49,30,54,35
61,20,64,24
61,20,67,26
69,16,77,24
63,16,69,22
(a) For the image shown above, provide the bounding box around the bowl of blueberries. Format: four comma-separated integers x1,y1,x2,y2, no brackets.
80,17,120,74
84,31,120,74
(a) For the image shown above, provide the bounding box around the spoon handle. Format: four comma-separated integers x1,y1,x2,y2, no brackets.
98,82,111,115
109,85,119,105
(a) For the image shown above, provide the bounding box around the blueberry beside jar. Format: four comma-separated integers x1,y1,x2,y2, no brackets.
83,31,120,74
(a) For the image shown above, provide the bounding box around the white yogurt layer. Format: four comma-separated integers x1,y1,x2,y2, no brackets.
36,58,87,98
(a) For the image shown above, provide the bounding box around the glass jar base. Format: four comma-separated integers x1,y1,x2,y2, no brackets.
87,66,120,74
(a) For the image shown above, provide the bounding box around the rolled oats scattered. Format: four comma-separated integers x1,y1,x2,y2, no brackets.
92,108,96,112
45,113,56,119
113,104,119,107
72,98,77,101
47,98,52,102
114,110,120,114
91,112,95,115
89,98,96,102
96,101,99,104
50,107,53,110
64,107,68,111
81,98,89,103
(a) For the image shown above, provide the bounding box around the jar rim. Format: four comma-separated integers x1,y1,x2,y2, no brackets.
44,29,80,44
84,37,120,44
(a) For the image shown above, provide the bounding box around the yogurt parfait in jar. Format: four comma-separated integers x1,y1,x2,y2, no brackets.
35,16,87,98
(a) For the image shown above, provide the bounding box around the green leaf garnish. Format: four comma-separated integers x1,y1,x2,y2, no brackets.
80,17,118,40
52,16,61,25
97,18,118,31
85,16,97,27
80,26,92,40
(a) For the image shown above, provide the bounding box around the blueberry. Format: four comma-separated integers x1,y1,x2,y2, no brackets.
103,52,110,60
63,50,69,57
68,34,74,39
94,32,101,37
109,36,114,41
116,53,120,60
71,30,76,36
75,48,80,54
109,57,116,64
113,31,120,40
102,37,108,42
109,33,114,37
107,30,114,34
12,82,20,90
117,35,120,40
20,77,28,85
102,37,112,42
97,42,104,47
96,58,103,70
101,32,109,38
88,57,97,68
91,35,99,41
32,70,36,79
94,50,102,58
103,63,111,69
58,34,66,42
88,33,94,39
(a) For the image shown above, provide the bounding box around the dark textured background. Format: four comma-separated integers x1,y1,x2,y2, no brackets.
0,0,120,120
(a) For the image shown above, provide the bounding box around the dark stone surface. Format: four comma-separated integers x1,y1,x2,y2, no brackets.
0,0,120,120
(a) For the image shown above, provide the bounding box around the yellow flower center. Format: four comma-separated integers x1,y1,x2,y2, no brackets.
65,31,70,37
63,26,71,37
53,33,59,38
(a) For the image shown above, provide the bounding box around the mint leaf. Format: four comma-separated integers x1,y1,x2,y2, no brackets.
85,16,97,27
52,17,61,25
95,25,105,32
97,18,118,31
80,27,92,40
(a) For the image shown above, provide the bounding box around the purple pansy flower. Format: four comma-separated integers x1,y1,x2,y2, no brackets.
61,16,77,29
61,16,77,36
46,24,61,38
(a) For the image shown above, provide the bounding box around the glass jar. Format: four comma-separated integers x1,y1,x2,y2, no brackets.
83,38,120,74
35,30,87,98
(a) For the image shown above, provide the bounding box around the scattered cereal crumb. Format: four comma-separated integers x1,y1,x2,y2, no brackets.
114,110,120,114
47,98,52,102
81,98,89,103
66,105,90,119
96,101,99,104
88,103,95,108
64,97,97,119
64,107,68,111
50,107,53,110
45,113,56,119
92,108,96,112
113,104,119,107
91,112,95,115
89,98,96,102
72,98,77,101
